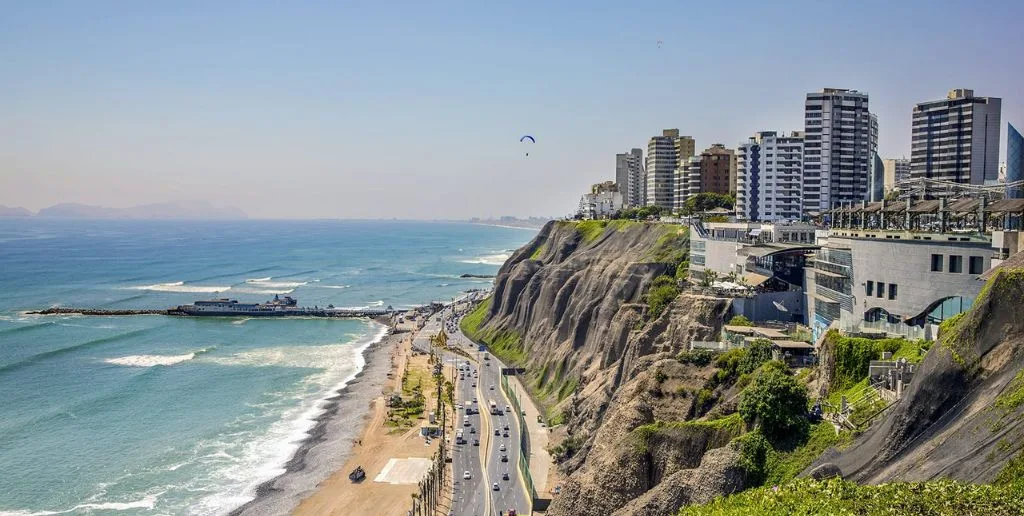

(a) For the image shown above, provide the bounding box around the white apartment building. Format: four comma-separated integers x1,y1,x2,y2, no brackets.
646,129,694,211
911,88,1002,185
615,148,645,208
803,88,873,213
736,131,804,222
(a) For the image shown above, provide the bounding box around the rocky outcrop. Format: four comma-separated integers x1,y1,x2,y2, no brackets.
617,443,746,516
473,221,739,514
809,268,1024,484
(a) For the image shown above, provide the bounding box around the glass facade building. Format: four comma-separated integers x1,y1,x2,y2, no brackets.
1009,123,1023,199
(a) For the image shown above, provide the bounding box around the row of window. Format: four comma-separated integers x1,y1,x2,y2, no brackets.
866,281,897,300
931,254,984,274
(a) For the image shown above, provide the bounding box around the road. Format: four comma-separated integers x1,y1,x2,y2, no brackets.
439,302,530,516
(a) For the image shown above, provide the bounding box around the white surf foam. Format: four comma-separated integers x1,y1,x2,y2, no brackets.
244,277,308,289
0,492,162,515
127,281,228,293
319,284,350,289
460,252,511,265
229,287,296,295
104,348,213,367
191,323,390,513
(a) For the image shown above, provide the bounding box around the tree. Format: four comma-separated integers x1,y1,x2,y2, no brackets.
739,338,774,374
739,368,809,440
699,270,719,289
728,314,753,326
682,192,735,215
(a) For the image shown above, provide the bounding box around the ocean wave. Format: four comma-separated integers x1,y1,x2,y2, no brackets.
0,493,162,515
0,327,156,374
338,300,385,311
243,278,307,289
127,281,229,293
229,287,296,295
189,324,390,513
459,252,511,266
104,348,214,368
318,284,351,289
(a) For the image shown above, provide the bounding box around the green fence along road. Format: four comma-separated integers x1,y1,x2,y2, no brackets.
501,373,538,502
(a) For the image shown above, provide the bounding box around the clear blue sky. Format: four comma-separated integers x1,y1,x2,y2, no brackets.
2,1,1021,219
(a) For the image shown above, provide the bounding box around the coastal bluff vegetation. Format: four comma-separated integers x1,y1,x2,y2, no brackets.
462,220,1024,515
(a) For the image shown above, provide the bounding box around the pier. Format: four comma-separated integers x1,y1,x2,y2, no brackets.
28,307,394,318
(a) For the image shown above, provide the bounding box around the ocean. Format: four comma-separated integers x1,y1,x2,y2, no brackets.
0,219,535,515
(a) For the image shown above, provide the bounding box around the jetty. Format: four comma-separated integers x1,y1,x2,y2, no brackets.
28,306,393,318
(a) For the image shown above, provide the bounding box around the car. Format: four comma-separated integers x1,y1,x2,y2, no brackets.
473,438,480,446
503,424,509,431
499,444,506,452
500,454,508,462
506,405,512,413
463,471,471,480
492,482,500,491
494,429,500,436
503,432,509,438
472,397,477,403
490,385,495,390
472,383,476,388
470,427,476,434
502,471,510,480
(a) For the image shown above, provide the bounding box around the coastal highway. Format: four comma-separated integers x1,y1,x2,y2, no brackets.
451,357,485,516
442,310,530,516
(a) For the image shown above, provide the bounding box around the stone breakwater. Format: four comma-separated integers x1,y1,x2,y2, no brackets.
27,307,394,318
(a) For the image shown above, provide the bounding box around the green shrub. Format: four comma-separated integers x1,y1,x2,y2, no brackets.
727,314,753,326
822,330,906,391
646,276,680,320
738,338,773,375
678,348,716,367
739,368,808,440
679,477,1024,515
735,431,772,486
655,369,668,383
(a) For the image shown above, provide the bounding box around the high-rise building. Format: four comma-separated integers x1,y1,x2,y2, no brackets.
911,88,1002,185
615,148,645,207
675,156,700,212
736,131,804,221
645,129,694,210
883,158,911,193
866,113,883,201
1008,123,1023,199
803,88,872,213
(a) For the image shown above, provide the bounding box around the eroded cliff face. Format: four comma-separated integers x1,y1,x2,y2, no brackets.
810,268,1024,485
474,221,738,514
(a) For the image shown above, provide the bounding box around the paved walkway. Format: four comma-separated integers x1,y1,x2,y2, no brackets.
504,375,552,498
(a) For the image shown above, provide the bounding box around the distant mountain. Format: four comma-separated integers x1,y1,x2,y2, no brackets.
0,205,33,217
36,201,247,220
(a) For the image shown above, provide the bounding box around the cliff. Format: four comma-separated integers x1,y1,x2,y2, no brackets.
464,220,739,514
810,267,1024,485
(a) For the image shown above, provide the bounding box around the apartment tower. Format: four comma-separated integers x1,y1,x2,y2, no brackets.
910,88,1002,186
803,88,872,213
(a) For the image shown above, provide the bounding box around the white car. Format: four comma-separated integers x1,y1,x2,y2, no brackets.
463,471,471,480
499,444,506,452
492,482,500,491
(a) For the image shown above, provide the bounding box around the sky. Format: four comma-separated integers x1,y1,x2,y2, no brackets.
2,1,1022,219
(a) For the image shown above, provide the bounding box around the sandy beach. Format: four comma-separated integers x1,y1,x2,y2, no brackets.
291,327,452,516
230,327,405,516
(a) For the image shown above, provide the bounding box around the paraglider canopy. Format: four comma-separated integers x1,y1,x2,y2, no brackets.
520,135,535,156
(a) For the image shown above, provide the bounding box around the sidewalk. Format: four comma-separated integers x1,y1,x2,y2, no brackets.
505,375,552,499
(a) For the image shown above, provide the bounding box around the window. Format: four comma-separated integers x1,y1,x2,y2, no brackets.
866,281,873,296
969,256,983,275
889,284,897,300
949,255,963,273
876,282,885,298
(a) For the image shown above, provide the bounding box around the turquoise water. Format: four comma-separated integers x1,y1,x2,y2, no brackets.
0,220,534,515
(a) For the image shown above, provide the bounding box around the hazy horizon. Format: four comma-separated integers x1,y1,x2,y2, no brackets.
3,1,1022,219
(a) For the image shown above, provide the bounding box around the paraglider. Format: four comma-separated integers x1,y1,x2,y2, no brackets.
657,40,663,48
520,135,535,156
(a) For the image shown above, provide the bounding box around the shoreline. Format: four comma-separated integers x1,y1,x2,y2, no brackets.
230,324,402,516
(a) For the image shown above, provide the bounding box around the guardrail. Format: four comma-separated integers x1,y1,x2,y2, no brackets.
500,373,538,504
